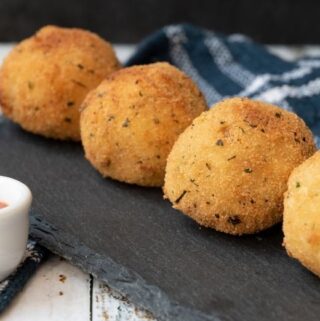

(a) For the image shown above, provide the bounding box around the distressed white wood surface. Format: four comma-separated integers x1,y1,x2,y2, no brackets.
0,256,91,321
0,255,155,321
92,280,154,321
0,43,319,320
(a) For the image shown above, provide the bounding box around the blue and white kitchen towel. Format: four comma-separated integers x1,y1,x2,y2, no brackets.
2,23,320,312
128,24,320,146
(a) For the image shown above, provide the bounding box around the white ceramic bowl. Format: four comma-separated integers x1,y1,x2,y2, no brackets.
0,176,32,282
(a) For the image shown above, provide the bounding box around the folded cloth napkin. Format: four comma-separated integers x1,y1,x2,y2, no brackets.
1,23,320,312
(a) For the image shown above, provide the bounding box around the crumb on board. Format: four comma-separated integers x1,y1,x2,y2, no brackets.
59,274,67,283
102,311,109,320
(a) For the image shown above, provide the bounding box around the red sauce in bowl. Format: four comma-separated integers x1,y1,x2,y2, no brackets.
0,201,8,209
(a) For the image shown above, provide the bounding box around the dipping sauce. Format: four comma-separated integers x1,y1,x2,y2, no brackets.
0,201,8,209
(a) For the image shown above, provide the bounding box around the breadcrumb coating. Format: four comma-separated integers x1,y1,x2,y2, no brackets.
0,25,120,141
164,97,316,235
80,62,207,186
284,150,320,277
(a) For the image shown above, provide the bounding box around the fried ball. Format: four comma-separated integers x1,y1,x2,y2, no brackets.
0,25,120,141
164,97,316,235
283,151,320,277
80,62,207,187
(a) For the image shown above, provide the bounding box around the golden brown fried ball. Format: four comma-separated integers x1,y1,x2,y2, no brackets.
0,25,120,141
283,150,320,277
80,62,207,187
164,97,316,235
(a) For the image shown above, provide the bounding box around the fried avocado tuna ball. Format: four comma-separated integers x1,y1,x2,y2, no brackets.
0,25,120,141
164,97,316,235
284,151,320,277
80,62,207,187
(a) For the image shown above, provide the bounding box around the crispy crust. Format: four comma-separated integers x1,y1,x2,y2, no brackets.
283,150,320,277
164,97,316,235
80,62,207,186
0,25,120,141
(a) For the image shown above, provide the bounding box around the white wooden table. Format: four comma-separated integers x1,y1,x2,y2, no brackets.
0,42,319,321
1,256,154,321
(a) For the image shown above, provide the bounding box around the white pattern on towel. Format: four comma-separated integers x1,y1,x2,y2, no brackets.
254,78,320,103
165,25,222,105
204,32,255,88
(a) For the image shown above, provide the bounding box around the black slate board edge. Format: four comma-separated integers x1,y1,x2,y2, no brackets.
30,214,219,321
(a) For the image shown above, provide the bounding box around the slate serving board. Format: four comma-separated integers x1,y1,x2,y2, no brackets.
1,117,320,321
